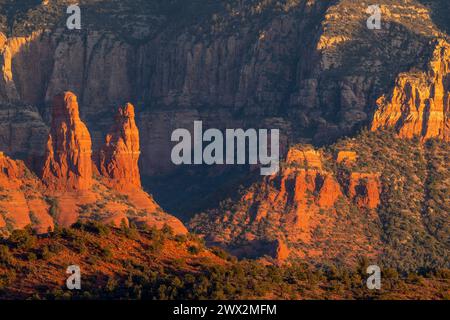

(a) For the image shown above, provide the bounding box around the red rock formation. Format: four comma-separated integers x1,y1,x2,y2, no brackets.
98,103,141,190
195,146,384,263
286,148,322,169
283,149,341,209
215,148,344,246
41,91,93,190
264,239,290,262
274,239,290,262
0,93,188,236
336,151,357,165
0,154,188,235
317,174,343,208
0,151,24,188
0,154,32,230
371,39,450,141
348,173,381,209
0,214,5,229
0,152,54,233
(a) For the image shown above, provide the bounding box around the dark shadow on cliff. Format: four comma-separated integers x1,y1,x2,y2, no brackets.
418,0,450,36
142,165,259,222
0,0,41,35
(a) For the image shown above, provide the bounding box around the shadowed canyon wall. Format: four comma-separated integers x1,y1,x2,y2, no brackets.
0,0,448,177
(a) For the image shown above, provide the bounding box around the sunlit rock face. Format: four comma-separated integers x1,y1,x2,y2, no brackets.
99,103,141,190
192,147,382,263
372,39,450,142
41,91,93,191
0,92,188,236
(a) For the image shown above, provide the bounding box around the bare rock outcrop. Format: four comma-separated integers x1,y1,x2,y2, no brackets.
0,151,24,188
0,33,18,101
336,151,357,165
0,152,54,234
41,91,93,191
99,103,141,190
348,173,381,209
371,39,450,141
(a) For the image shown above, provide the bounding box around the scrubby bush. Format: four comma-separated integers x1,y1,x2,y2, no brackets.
187,245,201,255
0,245,12,265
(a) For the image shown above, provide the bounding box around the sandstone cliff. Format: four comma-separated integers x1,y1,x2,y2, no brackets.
371,39,450,141
1,0,449,176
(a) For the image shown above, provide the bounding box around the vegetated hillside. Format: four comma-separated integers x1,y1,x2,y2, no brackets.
190,130,450,272
0,221,449,300
330,131,449,271
419,0,450,35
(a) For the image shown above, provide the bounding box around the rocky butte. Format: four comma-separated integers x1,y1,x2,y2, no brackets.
99,103,142,190
41,92,93,191
0,91,187,236
192,146,382,263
